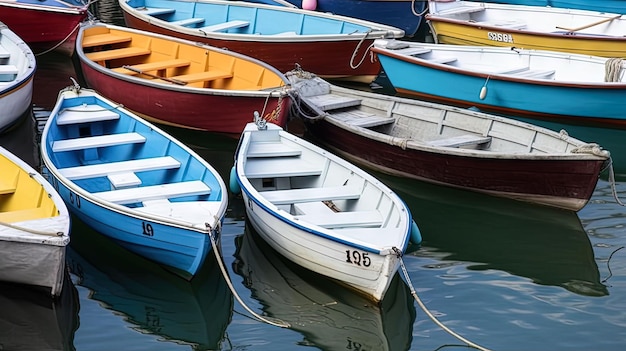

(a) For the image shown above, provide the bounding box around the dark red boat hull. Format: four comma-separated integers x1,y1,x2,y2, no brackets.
79,62,291,136
0,5,87,55
305,120,605,211
122,14,382,83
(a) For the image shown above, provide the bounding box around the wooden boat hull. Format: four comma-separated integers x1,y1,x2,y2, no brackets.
0,146,70,297
246,0,425,37
41,87,228,279
0,1,88,55
234,122,413,302
288,73,609,211
76,22,292,135
371,41,626,128
426,1,626,58
119,0,405,83
0,22,36,133
232,227,416,351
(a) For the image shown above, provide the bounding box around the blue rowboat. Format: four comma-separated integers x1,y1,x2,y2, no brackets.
242,0,426,37
41,82,228,279
371,39,626,128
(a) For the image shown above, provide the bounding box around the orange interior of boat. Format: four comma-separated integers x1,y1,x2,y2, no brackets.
0,156,59,223
81,26,286,89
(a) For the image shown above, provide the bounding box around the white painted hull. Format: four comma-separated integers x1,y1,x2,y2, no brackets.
234,122,413,302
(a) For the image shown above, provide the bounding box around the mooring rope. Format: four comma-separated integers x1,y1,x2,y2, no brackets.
349,30,375,70
394,249,493,351
0,220,64,236
604,58,624,82
207,221,290,328
35,22,81,57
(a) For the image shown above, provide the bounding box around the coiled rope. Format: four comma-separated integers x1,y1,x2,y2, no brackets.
604,58,624,82
207,221,290,328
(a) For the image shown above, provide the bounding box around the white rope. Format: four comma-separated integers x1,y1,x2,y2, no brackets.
349,30,375,70
396,252,494,351
604,58,624,82
35,22,81,57
0,220,65,236
207,221,290,328
606,158,626,206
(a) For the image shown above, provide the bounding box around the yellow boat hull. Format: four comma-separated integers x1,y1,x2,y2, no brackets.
428,20,626,58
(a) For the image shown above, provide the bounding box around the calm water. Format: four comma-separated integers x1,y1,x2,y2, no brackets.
2,2,626,350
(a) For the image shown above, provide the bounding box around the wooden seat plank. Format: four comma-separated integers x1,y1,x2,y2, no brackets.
296,210,383,228
93,180,211,205
58,156,180,180
245,158,322,178
170,18,205,27
428,135,492,148
247,142,302,158
198,20,250,32
141,7,176,16
82,33,132,48
0,65,19,75
170,70,232,83
107,172,142,188
260,186,361,205
305,94,362,111
56,106,120,125
0,46,9,59
85,47,151,62
330,110,395,128
111,59,191,75
52,132,146,152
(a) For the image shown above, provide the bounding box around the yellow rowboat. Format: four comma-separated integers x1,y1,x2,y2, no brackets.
0,146,70,297
426,0,626,58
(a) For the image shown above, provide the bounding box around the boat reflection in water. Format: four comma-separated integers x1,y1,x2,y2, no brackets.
232,225,416,351
382,174,608,297
67,216,233,350
0,274,79,351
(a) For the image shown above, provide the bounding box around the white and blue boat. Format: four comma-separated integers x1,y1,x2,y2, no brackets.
231,116,421,302
371,39,626,128
41,82,228,280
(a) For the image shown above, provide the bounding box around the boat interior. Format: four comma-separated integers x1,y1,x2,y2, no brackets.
44,91,225,211
80,25,287,89
124,0,373,36
242,124,406,237
0,153,59,223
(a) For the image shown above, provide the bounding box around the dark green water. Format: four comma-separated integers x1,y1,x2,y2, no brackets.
1,1,626,350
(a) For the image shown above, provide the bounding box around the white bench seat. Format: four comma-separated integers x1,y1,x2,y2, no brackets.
170,18,205,27
198,20,249,32
260,186,361,205
107,172,142,188
305,94,362,111
52,132,146,152
247,142,302,158
394,47,432,56
58,156,180,180
512,69,556,79
56,105,120,125
0,65,19,75
0,46,9,59
141,7,176,16
245,158,322,178
428,134,492,148
297,210,382,228
93,180,211,205
427,56,457,64
330,110,395,128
